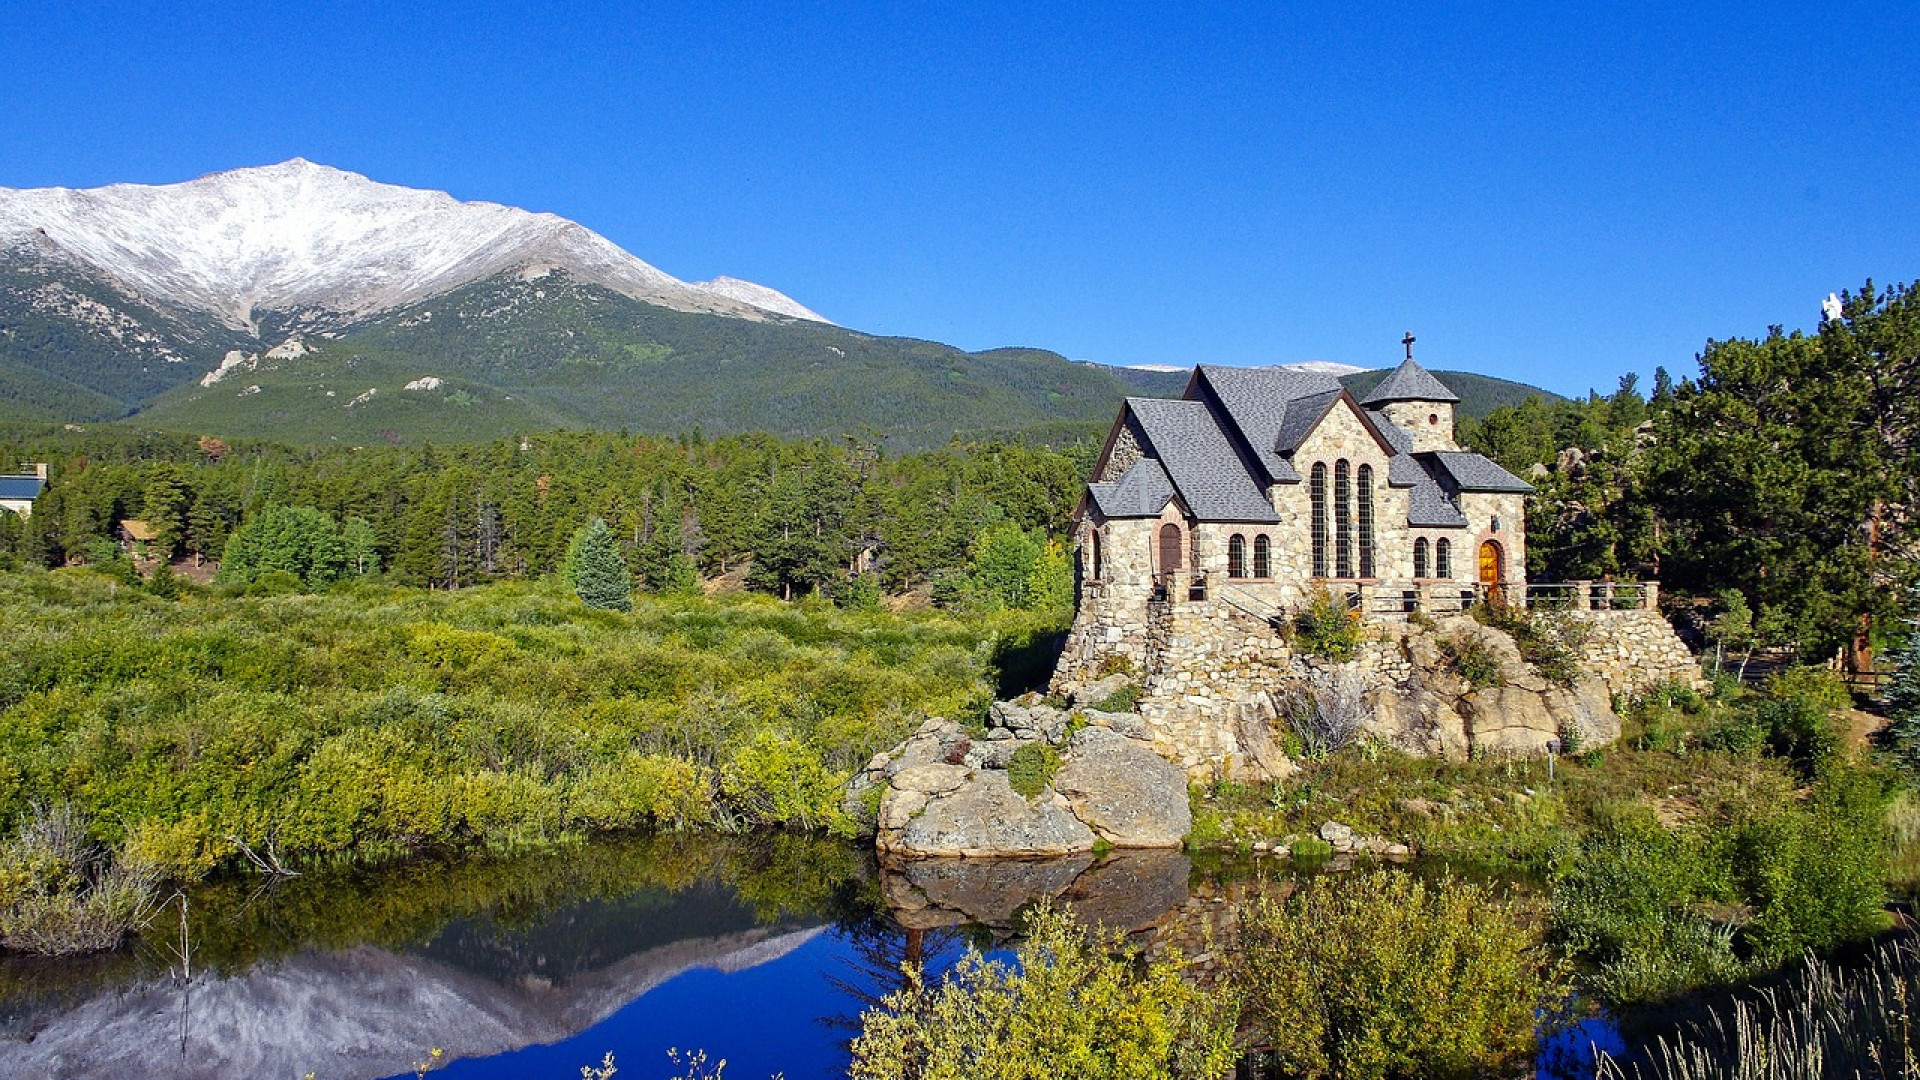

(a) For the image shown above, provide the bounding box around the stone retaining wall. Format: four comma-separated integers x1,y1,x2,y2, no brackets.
1568,608,1703,697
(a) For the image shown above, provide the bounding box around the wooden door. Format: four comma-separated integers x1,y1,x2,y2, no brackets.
1158,524,1183,580
1478,540,1503,602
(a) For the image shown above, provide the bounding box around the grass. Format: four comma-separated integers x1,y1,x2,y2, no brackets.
0,567,1066,911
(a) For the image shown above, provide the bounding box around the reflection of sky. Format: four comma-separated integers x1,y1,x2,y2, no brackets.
1536,1012,1630,1080
402,930,1008,1080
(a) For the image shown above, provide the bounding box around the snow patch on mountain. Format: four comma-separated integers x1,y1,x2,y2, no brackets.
0,159,827,333
1271,360,1368,376
689,275,830,323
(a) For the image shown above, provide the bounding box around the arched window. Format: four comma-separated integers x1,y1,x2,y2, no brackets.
1253,534,1271,579
1090,528,1103,580
1309,463,1328,577
1334,460,1353,578
1228,533,1247,578
1357,464,1375,578
1414,537,1430,579
1436,537,1452,579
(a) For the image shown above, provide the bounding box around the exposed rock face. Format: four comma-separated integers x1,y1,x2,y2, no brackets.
881,769,1096,858
1051,727,1191,848
864,694,1191,859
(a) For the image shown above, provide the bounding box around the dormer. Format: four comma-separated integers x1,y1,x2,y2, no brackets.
1361,356,1461,452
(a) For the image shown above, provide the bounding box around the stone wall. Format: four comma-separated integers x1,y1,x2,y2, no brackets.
1055,589,1699,777
1569,608,1703,697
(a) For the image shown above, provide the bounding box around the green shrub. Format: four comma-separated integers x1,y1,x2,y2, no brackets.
1293,587,1365,662
1006,743,1062,799
1235,871,1566,1080
1440,632,1505,689
1749,667,1850,775
1474,599,1590,687
0,804,160,956
849,903,1237,1080
1090,683,1140,713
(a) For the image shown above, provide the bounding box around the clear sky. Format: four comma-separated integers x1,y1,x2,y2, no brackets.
2,2,1914,396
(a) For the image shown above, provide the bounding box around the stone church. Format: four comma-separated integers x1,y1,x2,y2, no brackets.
1075,353,1530,632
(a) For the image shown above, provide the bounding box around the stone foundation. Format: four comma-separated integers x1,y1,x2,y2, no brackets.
1053,587,1702,778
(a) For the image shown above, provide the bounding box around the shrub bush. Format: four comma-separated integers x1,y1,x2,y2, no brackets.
1440,631,1505,689
1235,870,1566,1080
849,903,1237,1080
1006,743,1062,799
1293,587,1365,662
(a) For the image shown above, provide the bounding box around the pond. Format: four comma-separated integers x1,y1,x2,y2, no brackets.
0,836,1625,1079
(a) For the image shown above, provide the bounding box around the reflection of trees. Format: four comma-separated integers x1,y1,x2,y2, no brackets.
820,910,967,1042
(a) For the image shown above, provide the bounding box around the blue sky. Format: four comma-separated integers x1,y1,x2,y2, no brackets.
3,2,1914,396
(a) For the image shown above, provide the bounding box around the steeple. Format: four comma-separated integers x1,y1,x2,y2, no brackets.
1363,338,1461,451
1361,356,1460,406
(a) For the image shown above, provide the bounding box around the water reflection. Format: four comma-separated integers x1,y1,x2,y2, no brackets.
0,837,1205,1080
0,837,1620,1080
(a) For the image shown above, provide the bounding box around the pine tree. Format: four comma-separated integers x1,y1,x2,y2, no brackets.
1885,584,1920,772
565,517,633,611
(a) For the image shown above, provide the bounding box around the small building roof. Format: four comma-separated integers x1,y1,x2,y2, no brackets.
1127,397,1282,523
1422,451,1536,493
1360,358,1461,405
0,475,46,501
118,518,160,542
1086,459,1179,519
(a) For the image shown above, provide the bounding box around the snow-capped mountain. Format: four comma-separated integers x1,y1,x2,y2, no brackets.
0,159,829,332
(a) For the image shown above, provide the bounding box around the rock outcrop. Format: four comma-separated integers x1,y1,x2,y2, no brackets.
860,700,1193,859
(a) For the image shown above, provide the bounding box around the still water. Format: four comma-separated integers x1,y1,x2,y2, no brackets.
0,836,1623,1079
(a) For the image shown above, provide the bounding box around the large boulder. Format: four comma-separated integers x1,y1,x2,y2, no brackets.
1051,727,1192,848
881,769,1097,857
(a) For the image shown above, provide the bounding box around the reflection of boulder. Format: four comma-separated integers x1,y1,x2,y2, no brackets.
1057,849,1193,934
883,855,1094,931
879,850,1191,936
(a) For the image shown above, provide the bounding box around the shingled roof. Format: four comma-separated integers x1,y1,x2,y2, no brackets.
1126,397,1281,522
1086,459,1179,519
0,476,45,501
1191,365,1345,484
1360,358,1460,405
1422,451,1536,494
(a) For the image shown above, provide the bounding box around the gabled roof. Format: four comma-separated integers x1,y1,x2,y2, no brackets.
1407,479,1470,527
1086,459,1179,519
1360,358,1460,405
1190,365,1344,484
1274,389,1346,455
0,476,45,500
119,518,159,542
1127,397,1282,522
1422,451,1536,493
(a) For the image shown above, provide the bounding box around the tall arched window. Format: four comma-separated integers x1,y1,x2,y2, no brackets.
1334,460,1353,578
1414,537,1429,579
1436,537,1453,579
1228,533,1247,578
1357,464,1375,579
1309,463,1328,577
1090,528,1103,580
1253,535,1271,578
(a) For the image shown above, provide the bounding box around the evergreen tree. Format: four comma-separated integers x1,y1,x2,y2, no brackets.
1886,585,1920,772
564,517,633,611
218,505,347,589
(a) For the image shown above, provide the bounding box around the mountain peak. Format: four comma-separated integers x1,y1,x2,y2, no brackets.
0,162,826,331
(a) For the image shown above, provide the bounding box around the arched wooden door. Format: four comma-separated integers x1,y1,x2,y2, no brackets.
1478,540,1504,602
1158,523,1183,581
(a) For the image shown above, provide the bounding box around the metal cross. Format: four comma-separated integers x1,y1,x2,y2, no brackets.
1402,331,1416,361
